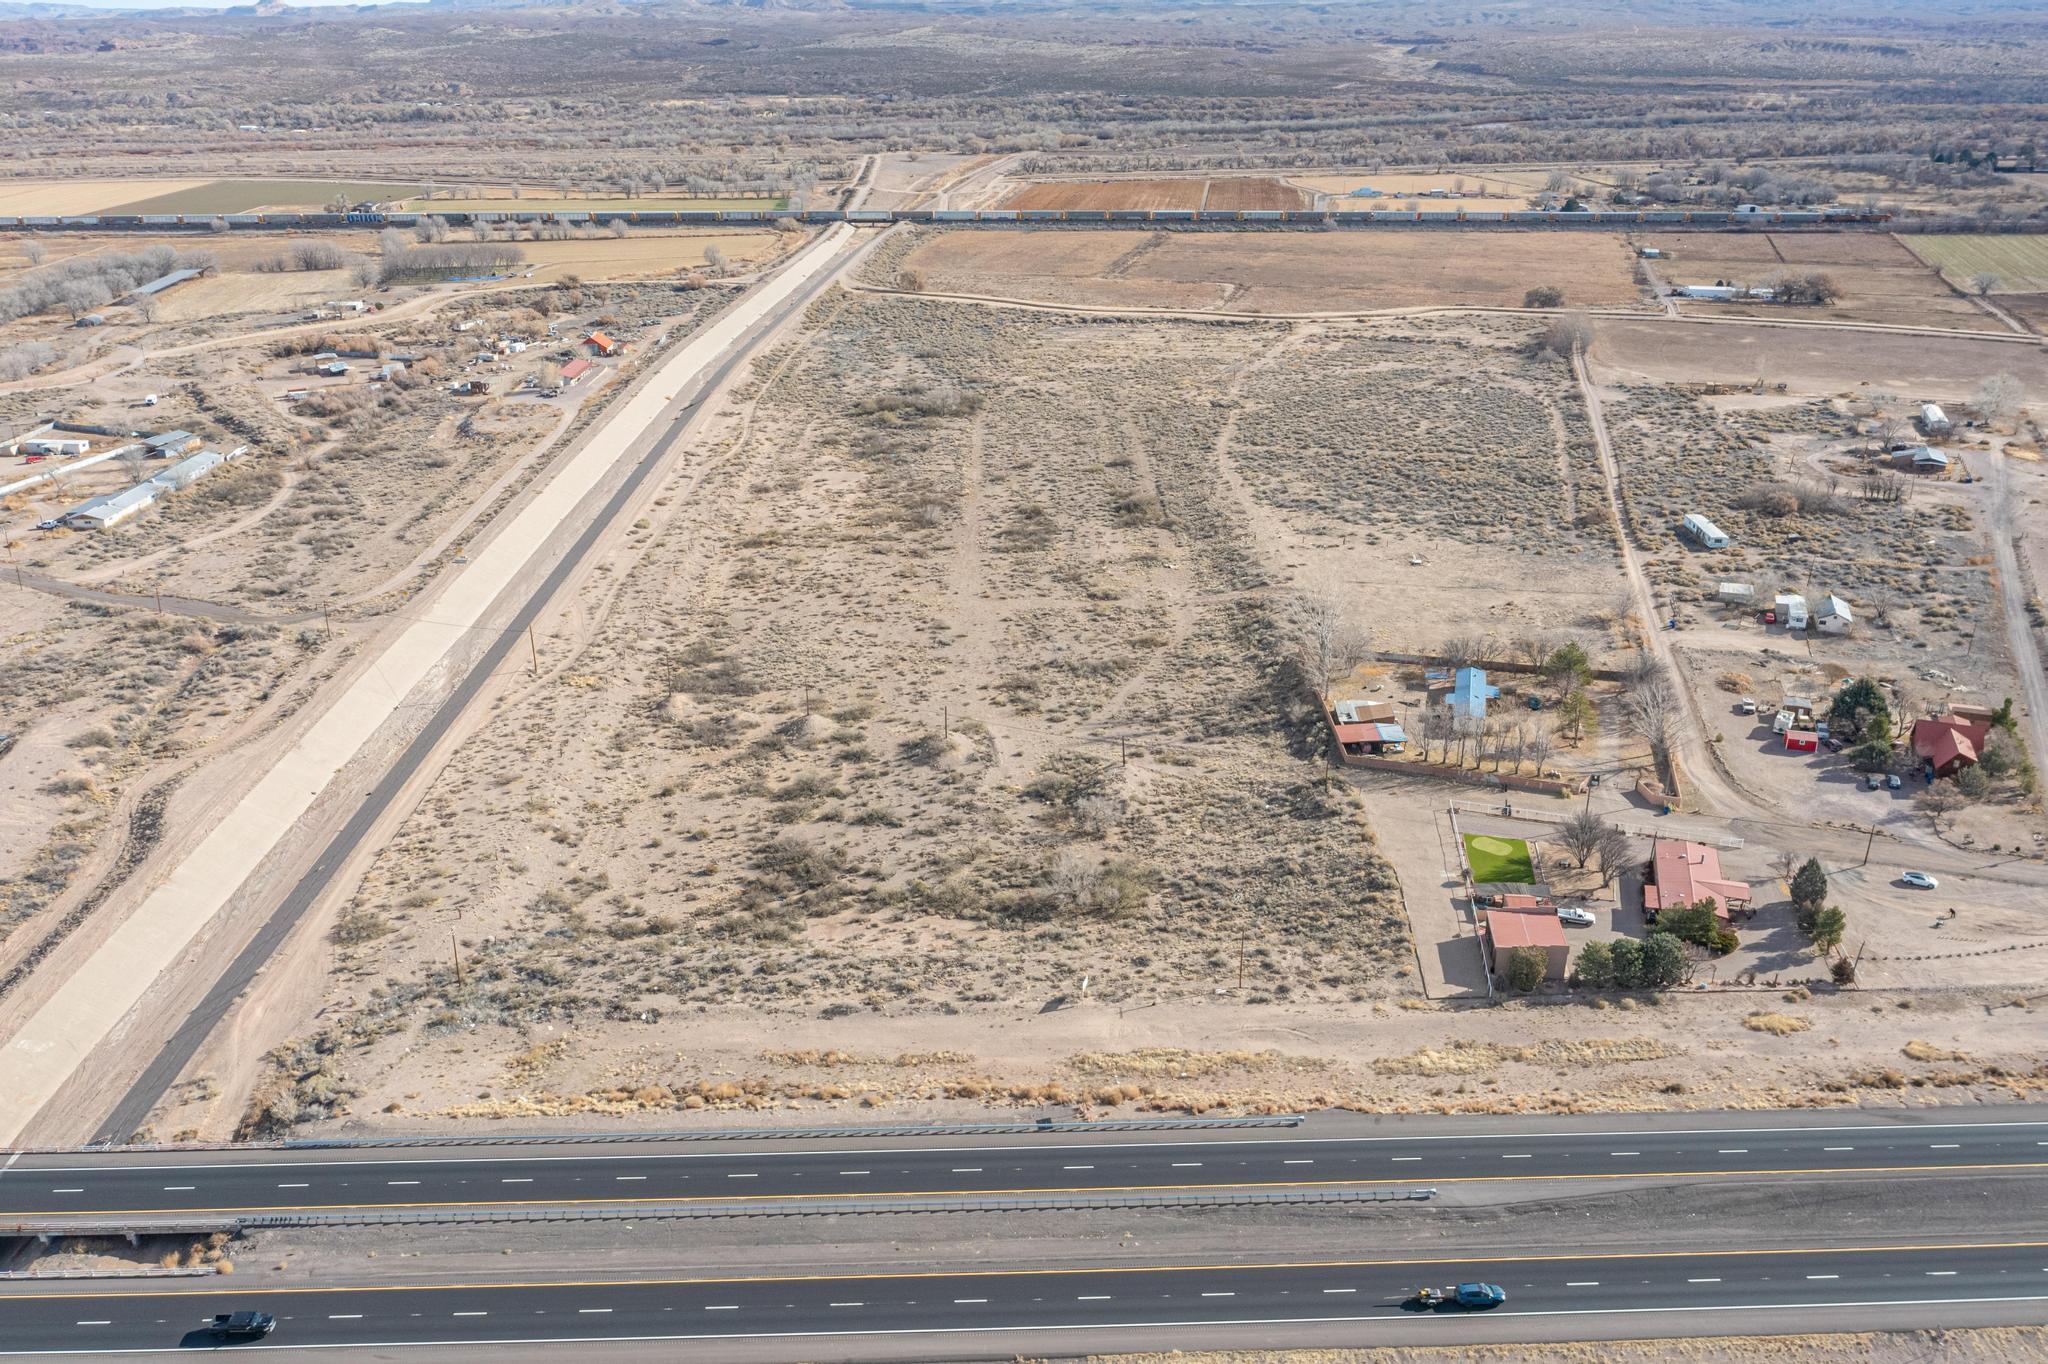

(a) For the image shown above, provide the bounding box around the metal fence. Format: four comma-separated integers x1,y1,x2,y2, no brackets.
1450,799,1742,849
276,1114,1306,1149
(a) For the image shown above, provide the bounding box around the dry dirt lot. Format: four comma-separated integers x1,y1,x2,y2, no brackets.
1644,230,2003,332
1004,179,1308,211
891,228,1643,313
0,178,214,215
1591,317,2048,399
143,293,2047,1140
511,228,790,281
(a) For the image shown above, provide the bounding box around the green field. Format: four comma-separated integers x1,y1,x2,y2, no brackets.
1463,833,1536,885
106,180,428,215
1899,233,2048,293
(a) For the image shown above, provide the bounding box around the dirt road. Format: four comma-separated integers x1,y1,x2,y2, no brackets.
1985,448,2048,780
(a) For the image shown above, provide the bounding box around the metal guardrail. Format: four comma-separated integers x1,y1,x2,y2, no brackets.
274,1115,1306,1149
0,1267,217,1280
238,1187,1433,1228
4,1219,240,1238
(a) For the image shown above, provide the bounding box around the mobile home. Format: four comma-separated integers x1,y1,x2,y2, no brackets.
1681,513,1730,549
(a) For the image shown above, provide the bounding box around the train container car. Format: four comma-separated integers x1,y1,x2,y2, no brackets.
1418,211,1460,223
898,209,935,223
1506,211,1550,224
1065,209,1110,223
1018,209,1062,223
1107,209,1149,222
933,210,976,222
808,210,848,223
981,209,1020,222
847,210,892,224
1282,210,1325,223
1239,210,1286,223
140,215,180,226
1152,209,1196,222
24,215,58,227
1462,210,1509,223
1641,211,1686,224
60,216,100,228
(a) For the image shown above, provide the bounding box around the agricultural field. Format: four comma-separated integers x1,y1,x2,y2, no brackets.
392,194,785,213
1592,316,2048,398
149,269,357,323
1003,179,1306,211
1901,234,2048,293
886,227,1642,313
102,181,429,216
1644,230,2001,331
511,229,791,281
0,179,216,215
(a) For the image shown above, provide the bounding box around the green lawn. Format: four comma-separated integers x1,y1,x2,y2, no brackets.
1463,833,1536,884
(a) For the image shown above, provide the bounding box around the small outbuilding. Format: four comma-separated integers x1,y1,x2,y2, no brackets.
143,430,198,458
1485,908,1567,985
1717,582,1755,605
1815,594,1853,634
1681,512,1729,549
1920,402,1951,435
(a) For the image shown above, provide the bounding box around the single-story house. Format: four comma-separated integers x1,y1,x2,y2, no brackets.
372,362,407,382
316,361,351,378
1912,714,1991,780
61,481,160,531
559,358,592,384
1485,908,1567,983
1332,698,1397,726
23,437,90,458
1332,718,1408,758
146,448,227,493
583,331,621,357
1773,593,1809,630
1890,446,1950,474
1815,594,1853,634
1445,667,1500,723
1642,838,1752,922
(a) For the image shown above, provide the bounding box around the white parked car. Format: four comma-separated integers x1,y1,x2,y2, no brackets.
1900,871,1938,890
1557,906,1597,927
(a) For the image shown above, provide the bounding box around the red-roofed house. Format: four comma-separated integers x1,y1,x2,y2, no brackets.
559,358,592,384
583,331,621,357
1912,715,1991,780
1484,908,1567,983
1642,839,1752,922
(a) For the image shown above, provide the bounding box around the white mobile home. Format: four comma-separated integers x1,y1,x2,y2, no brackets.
1717,582,1755,605
23,437,90,458
61,482,160,531
1920,402,1950,434
1681,513,1730,549
1774,593,1810,631
1815,595,1853,634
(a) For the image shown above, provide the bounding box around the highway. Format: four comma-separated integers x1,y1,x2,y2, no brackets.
5,1115,2043,1222
1,1241,2044,1355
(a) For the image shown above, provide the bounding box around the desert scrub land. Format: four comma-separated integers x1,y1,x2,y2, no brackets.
261,291,1458,1123
1605,386,1992,646
879,227,1643,314
0,591,335,971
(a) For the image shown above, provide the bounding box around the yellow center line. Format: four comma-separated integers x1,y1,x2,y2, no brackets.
3,1237,2045,1302
3,1160,2042,1222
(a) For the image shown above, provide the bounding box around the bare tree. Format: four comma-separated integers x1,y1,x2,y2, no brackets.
22,239,46,265
130,294,159,323
117,443,149,485
1620,676,1681,770
1595,826,1633,888
1918,778,1961,833
1560,808,1606,868
1974,372,2023,428
56,278,109,319
1292,586,1369,702
704,244,728,275
1524,726,1555,779
1968,272,2001,297
1771,849,1802,885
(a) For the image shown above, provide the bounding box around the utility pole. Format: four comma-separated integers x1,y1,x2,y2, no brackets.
527,625,539,676
450,928,464,987
154,584,162,615
942,703,949,737
1237,935,1247,992
1119,736,1127,767
1860,823,1876,868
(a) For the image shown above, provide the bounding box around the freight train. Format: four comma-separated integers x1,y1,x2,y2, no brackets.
0,207,1887,232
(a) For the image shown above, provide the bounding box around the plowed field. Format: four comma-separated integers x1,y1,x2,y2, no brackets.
1004,178,1306,211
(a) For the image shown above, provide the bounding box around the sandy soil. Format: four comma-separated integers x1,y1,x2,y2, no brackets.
0,178,214,215
1643,230,2004,333
151,268,357,322
895,228,1644,313
1591,319,2048,399
1005,179,1308,211
509,229,792,281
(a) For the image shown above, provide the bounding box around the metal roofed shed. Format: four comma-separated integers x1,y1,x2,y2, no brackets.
1815,594,1853,634
143,430,198,456
1446,667,1501,723
128,268,201,299
1717,582,1754,604
1681,512,1729,549
147,448,228,492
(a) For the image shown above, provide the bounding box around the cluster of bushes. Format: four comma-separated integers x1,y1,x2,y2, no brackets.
0,244,215,322
1570,934,1689,990
379,241,525,285
0,340,58,381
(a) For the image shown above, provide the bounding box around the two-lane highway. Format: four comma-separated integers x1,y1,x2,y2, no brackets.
5,1117,2044,1222
3,1241,2046,1355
